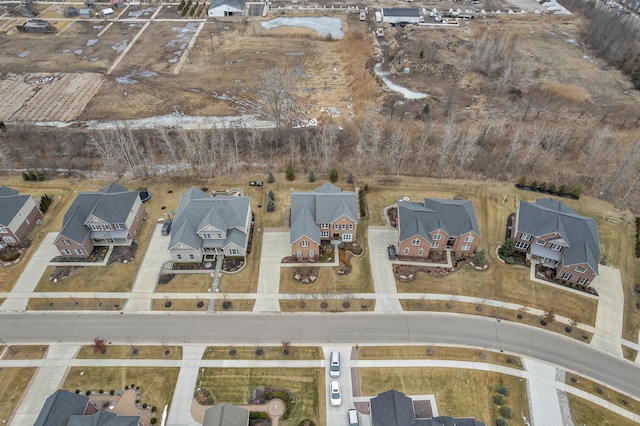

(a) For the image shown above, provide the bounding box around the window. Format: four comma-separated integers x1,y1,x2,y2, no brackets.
341,224,346,230
342,216,346,221
577,277,588,285
3,236,16,244
0,227,6,233
348,224,354,230
63,239,71,246
75,248,84,255
514,241,529,250
25,218,30,225
63,248,71,255
296,250,302,257
176,254,183,260
431,242,439,249
229,248,239,255
203,233,212,239
309,250,315,257
460,244,470,251
464,235,473,242
403,247,409,255
37,219,42,225
321,231,329,238
18,212,22,218
217,233,222,238
301,240,309,247
90,224,101,230
575,266,586,273
550,244,562,251
562,273,572,280
411,239,420,246
334,224,339,230
343,234,353,242
321,223,329,229
433,234,442,240
189,254,195,260
536,239,546,246
521,233,532,241
418,249,424,256
114,223,124,229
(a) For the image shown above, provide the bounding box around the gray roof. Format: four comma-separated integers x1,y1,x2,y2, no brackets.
170,187,250,251
370,389,416,426
398,199,480,243
57,183,139,244
209,0,245,10
68,411,140,426
517,199,600,273
417,417,485,426
383,7,421,17
290,183,358,244
202,403,249,426
34,390,89,426
0,186,31,226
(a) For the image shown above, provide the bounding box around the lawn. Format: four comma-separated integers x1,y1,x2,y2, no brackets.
151,298,209,311
1,344,48,359
213,299,255,311
0,368,37,423
76,345,182,360
565,373,640,415
359,367,529,426
198,368,322,426
202,346,323,360
568,394,639,426
279,298,376,312
62,367,180,413
27,298,126,311
356,346,523,370
156,273,212,293
35,261,144,293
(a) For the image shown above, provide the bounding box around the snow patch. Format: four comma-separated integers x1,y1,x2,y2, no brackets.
373,63,428,100
18,51,32,58
87,39,98,46
111,40,128,53
260,17,344,39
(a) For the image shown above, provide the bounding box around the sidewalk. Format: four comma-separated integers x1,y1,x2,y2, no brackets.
523,358,564,426
166,346,206,426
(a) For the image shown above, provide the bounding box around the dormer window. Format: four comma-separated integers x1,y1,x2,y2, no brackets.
203,233,212,239
536,239,546,246
521,233,532,241
433,234,442,241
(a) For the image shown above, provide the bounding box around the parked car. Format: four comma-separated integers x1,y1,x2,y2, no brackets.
348,408,359,426
161,221,172,236
249,181,263,187
329,351,340,378
387,244,397,260
330,380,342,407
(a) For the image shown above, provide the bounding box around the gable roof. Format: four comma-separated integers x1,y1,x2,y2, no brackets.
370,389,416,426
202,403,249,426
290,183,358,244
170,188,250,250
209,0,245,10
34,390,89,426
398,199,480,242
517,198,600,273
417,417,485,426
68,411,140,426
383,7,421,16
0,186,32,226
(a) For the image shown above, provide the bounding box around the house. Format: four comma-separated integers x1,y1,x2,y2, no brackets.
84,0,95,8
203,403,250,426
54,183,145,258
79,8,93,18
370,390,485,426
397,198,480,259
289,182,358,260
110,0,124,8
35,390,140,426
23,19,55,33
381,8,422,24
0,186,43,246
64,6,79,17
168,187,252,264
513,198,600,286
101,7,114,17
207,0,245,17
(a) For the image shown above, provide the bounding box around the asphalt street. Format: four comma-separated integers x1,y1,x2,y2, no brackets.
2,311,640,399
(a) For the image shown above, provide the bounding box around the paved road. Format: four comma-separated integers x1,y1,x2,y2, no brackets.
2,312,640,399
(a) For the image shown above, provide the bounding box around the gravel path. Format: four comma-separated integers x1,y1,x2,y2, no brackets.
556,369,575,426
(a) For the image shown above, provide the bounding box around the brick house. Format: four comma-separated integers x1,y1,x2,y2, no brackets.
54,183,145,258
397,198,480,259
168,187,252,264
0,186,43,246
513,198,600,286
290,182,358,260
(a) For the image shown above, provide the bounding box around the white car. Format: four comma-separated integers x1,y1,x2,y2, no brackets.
330,380,342,407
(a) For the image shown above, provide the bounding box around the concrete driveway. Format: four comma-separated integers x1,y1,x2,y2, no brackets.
367,227,402,312
253,230,290,312
590,265,624,356
323,346,356,425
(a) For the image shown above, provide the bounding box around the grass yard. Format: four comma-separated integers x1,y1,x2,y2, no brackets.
62,367,179,412
568,394,639,426
566,374,640,415
27,298,126,311
202,346,323,360
198,368,322,426
280,255,374,294
359,367,529,426
156,273,212,293
0,368,37,423
356,346,523,370
213,299,256,311
279,298,376,312
151,298,209,311
76,345,182,360
1,345,48,359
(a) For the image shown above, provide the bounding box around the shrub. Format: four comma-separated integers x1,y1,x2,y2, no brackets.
571,185,583,198
285,161,295,181
178,0,185,10
558,184,567,195
475,248,487,266
496,418,507,426
497,385,509,396
99,389,104,394
75,389,81,394
110,390,115,395
517,176,527,187
499,238,515,258
493,393,505,405
339,249,351,267
500,406,512,418
143,403,148,408
268,189,274,201
308,170,316,182
548,183,557,194
86,390,91,395
150,418,157,425
151,406,157,412
538,182,547,192
346,172,354,184
40,194,52,213
529,181,538,190
267,198,275,212
250,412,269,419
267,171,275,183
329,167,338,183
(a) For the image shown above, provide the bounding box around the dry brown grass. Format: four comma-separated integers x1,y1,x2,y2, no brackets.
280,298,375,312
77,345,182,360
213,299,255,312
1,345,48,360
156,273,212,293
0,368,37,423
279,255,374,294
568,394,639,426
27,298,126,311
539,80,591,104
566,374,640,415
151,298,209,311
202,345,323,360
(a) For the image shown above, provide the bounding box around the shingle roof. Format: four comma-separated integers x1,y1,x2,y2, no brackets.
209,0,245,10
169,188,250,251
517,198,600,273
371,389,416,426
398,199,479,242
34,390,89,426
68,410,140,426
290,184,358,244
383,7,421,17
202,403,249,426
416,417,485,426
0,186,31,226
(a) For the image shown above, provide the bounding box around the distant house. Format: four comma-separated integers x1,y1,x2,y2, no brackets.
64,6,79,17
101,7,114,17
207,0,245,17
203,403,250,426
0,186,43,246
397,198,480,259
23,19,55,33
84,0,95,8
289,182,358,260
169,188,252,264
381,8,422,24
513,198,600,286
110,0,124,8
54,183,145,258
21,1,38,17
370,389,485,426
79,8,93,18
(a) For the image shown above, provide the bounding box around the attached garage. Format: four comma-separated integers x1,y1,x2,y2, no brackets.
207,0,245,17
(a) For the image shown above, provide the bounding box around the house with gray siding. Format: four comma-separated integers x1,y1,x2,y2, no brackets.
54,183,145,258
0,186,43,246
513,198,600,286
289,182,358,260
168,188,252,264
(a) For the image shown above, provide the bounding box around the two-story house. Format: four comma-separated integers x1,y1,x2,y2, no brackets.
513,198,600,286
168,187,252,264
0,186,43,246
397,198,480,259
290,182,358,260
54,183,145,258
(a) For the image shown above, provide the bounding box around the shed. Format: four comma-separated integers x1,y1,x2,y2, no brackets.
101,7,114,17
79,8,93,17
381,7,421,24
129,1,140,9
207,0,245,17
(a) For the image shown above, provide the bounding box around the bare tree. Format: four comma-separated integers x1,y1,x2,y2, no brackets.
247,127,262,166
87,130,122,179
256,67,298,133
